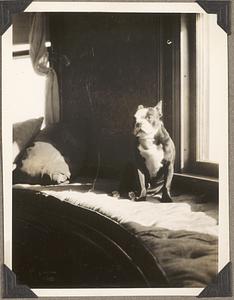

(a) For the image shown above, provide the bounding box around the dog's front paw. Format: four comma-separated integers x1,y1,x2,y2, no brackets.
111,191,120,198
128,191,137,201
161,190,173,203
128,191,146,202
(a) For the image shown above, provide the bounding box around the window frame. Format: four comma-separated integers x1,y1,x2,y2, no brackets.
179,13,219,179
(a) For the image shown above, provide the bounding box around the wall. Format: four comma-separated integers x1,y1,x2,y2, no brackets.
50,13,180,178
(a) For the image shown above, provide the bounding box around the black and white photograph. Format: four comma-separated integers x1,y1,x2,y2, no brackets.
1,0,232,297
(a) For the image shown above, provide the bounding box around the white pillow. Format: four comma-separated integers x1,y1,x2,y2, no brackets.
13,117,44,164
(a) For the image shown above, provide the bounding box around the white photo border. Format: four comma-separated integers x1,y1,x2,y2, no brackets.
1,1,230,297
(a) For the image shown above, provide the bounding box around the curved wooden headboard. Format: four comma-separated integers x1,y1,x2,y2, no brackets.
12,188,168,288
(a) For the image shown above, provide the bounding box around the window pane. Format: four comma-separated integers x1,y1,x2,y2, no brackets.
12,56,46,124
196,14,225,164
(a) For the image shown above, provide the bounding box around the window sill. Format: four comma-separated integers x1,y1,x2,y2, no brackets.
172,172,218,200
174,172,218,183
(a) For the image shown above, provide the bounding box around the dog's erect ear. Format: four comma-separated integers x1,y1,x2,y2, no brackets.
137,105,144,110
155,100,163,117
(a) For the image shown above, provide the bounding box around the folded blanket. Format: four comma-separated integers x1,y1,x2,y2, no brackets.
25,188,217,237
124,222,218,287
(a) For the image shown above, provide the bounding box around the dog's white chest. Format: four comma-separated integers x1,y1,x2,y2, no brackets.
138,143,164,178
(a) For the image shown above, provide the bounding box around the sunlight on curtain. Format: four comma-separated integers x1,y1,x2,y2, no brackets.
29,12,60,125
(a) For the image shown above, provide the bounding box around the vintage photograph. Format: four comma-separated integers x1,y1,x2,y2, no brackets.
1,0,230,297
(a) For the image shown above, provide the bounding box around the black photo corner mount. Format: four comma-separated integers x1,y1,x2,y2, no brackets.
196,0,231,35
0,0,33,36
2,265,37,298
197,262,232,298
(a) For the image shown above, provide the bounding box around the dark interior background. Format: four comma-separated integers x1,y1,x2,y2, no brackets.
49,13,181,178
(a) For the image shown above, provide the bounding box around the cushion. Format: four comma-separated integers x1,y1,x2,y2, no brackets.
13,117,44,165
13,122,87,185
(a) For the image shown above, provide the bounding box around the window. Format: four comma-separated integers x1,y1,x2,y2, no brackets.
180,13,227,178
12,52,47,124
12,13,49,125
196,13,223,165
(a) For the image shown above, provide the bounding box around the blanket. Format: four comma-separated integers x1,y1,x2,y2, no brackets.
13,183,218,287
124,223,218,287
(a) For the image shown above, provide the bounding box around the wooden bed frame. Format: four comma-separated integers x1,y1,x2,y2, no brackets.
12,188,168,288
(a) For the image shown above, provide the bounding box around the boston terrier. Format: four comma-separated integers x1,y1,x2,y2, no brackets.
115,101,175,202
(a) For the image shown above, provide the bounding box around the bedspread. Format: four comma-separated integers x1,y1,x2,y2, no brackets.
13,183,218,287
124,223,218,287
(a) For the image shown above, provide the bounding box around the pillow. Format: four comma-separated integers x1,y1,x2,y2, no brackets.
13,122,87,185
14,141,71,185
13,117,44,165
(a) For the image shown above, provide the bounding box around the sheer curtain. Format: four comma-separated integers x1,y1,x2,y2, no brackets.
29,13,60,125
